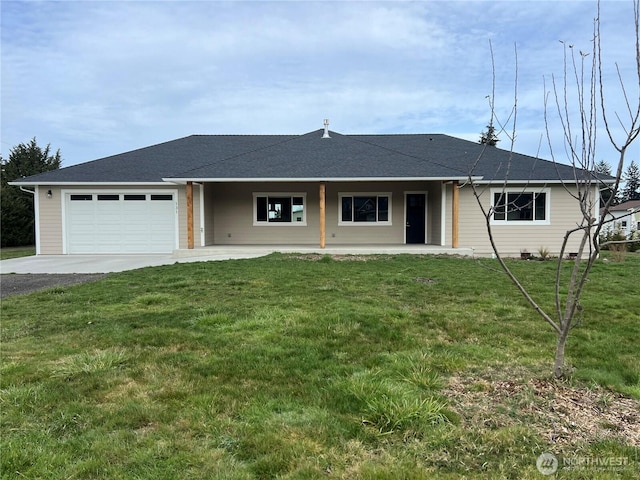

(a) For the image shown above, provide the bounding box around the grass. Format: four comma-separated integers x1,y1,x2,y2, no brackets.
1,253,639,479
0,246,35,260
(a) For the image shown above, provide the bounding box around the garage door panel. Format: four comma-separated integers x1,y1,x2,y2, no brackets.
123,203,147,213
66,192,177,254
123,222,148,232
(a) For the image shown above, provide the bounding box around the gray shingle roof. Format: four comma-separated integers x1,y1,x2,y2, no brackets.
14,129,605,184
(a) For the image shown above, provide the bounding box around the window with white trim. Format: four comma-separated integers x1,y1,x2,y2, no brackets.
70,194,93,201
339,193,391,225
254,193,306,225
491,189,550,224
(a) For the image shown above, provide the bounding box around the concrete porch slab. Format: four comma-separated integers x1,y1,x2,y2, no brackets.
173,244,474,258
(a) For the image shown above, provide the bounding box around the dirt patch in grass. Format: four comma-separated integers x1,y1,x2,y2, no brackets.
284,253,392,262
415,277,438,284
446,369,640,451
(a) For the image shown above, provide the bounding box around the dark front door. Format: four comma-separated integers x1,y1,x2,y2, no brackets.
405,194,426,244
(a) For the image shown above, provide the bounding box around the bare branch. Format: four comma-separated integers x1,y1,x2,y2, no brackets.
469,0,639,378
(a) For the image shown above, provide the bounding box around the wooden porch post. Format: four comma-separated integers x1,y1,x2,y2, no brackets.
452,180,459,248
187,181,194,249
319,182,326,248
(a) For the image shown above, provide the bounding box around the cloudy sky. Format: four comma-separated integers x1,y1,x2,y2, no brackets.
1,0,638,169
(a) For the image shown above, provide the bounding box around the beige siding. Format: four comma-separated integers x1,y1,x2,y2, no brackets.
455,184,594,257
325,183,398,244
196,184,205,246
204,181,442,246
37,186,64,254
204,183,216,246
444,184,453,248
206,182,319,244
427,185,444,245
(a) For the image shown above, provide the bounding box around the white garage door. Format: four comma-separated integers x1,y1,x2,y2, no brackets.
65,192,177,254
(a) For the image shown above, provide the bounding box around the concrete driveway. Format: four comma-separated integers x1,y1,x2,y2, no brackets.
0,252,267,274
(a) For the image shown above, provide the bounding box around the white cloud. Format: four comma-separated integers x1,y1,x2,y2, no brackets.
1,0,637,169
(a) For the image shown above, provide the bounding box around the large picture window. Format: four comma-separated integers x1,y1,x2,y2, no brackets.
254,193,306,225
491,189,549,224
339,193,391,225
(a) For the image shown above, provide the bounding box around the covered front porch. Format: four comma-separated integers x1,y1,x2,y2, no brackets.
182,180,463,250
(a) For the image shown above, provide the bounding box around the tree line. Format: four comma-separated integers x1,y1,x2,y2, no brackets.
1,138,62,247
595,159,640,204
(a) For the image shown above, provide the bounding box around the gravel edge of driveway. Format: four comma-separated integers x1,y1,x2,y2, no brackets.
0,274,107,299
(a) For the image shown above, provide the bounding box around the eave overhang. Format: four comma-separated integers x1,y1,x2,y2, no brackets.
470,178,617,185
162,176,482,184
10,176,609,187
8,181,171,187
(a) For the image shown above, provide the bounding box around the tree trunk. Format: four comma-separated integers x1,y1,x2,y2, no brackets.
553,332,569,379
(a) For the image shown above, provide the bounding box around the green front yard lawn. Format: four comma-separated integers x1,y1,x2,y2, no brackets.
0,246,35,260
1,253,638,479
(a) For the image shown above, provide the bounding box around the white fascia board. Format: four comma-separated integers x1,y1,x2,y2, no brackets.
9,181,170,186
163,176,482,184
471,179,610,185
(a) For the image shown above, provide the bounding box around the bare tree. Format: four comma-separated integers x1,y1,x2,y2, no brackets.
469,1,640,378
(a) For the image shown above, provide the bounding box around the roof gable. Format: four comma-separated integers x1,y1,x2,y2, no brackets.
167,130,467,180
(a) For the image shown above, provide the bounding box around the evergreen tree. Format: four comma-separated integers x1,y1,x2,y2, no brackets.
594,159,612,176
594,159,615,205
479,123,500,146
1,138,62,247
621,160,640,201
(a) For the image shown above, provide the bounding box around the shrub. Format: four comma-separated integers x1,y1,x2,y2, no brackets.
628,230,640,252
599,230,626,251
610,243,627,262
537,246,550,260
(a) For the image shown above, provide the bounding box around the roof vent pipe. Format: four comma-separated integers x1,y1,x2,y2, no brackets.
322,119,331,138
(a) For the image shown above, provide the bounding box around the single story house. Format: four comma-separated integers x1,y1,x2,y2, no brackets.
11,124,608,257
600,199,640,237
